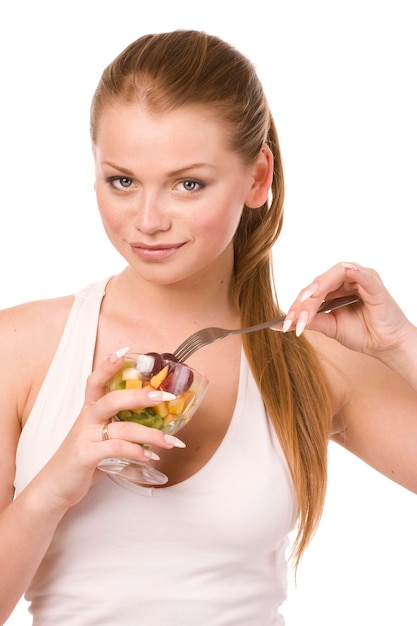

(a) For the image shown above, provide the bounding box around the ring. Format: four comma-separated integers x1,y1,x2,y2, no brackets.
102,423,111,441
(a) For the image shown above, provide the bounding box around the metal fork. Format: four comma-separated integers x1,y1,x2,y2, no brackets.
172,294,360,362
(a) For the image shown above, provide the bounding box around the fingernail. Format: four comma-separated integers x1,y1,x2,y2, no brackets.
147,390,177,401
143,450,160,461
299,283,319,302
283,312,295,333
108,346,130,362
340,262,358,270
164,434,186,448
296,310,309,337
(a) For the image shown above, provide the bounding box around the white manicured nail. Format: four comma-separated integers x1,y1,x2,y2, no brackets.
299,283,319,302
340,262,358,270
109,346,130,362
283,312,294,333
143,450,160,461
147,390,177,401
164,434,186,448
296,311,308,337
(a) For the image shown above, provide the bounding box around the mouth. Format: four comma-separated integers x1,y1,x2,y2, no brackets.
129,242,184,261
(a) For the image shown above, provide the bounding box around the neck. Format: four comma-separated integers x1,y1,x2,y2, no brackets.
106,265,238,327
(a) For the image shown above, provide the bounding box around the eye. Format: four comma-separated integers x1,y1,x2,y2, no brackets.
178,179,204,192
107,176,133,189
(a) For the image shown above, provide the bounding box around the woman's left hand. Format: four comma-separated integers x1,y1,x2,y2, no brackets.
283,262,414,361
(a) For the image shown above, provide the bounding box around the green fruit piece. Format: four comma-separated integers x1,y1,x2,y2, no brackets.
117,410,135,420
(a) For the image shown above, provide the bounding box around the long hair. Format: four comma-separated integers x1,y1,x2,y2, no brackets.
90,30,332,567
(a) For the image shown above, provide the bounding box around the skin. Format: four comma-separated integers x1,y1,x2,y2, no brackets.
0,102,416,621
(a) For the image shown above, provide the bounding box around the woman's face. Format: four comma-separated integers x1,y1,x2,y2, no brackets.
93,102,258,287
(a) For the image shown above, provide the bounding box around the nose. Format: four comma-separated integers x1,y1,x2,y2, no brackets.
132,190,171,234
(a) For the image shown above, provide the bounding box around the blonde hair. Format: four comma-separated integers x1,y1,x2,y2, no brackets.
91,30,332,567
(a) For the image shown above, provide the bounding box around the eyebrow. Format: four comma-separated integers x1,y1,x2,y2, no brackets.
102,161,217,177
102,162,135,177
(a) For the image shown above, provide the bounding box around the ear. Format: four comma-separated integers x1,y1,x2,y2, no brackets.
244,143,274,208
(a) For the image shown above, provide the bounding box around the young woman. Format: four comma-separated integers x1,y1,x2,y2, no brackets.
1,30,416,625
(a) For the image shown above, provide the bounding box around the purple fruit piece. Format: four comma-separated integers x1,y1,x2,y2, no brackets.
160,363,194,395
135,352,163,378
161,352,179,363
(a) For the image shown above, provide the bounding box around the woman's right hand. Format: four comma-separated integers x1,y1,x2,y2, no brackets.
33,349,183,511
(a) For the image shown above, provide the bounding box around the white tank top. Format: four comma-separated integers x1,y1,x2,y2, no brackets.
15,280,296,625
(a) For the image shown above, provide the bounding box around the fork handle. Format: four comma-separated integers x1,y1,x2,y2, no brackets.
229,294,361,336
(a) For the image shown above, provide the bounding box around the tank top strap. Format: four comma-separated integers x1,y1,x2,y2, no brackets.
14,278,109,494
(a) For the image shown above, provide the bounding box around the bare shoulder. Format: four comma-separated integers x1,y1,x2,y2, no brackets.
0,295,75,423
0,295,74,356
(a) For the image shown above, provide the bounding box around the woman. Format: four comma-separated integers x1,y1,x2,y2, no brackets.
1,30,416,625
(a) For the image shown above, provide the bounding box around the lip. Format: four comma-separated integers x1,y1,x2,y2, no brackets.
129,242,184,261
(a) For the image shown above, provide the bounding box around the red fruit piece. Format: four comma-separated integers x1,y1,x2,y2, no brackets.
159,363,194,395
135,352,164,378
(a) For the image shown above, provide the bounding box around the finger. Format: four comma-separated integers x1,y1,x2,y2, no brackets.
296,262,362,303
86,387,177,425
95,421,186,465
85,346,131,403
283,262,365,335
99,419,186,449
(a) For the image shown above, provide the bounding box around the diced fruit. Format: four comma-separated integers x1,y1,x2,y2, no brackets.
150,365,169,389
108,369,124,390
117,410,136,420
122,367,141,380
110,352,204,436
135,352,164,378
154,401,169,417
167,390,196,415
125,378,143,389
181,390,196,411
167,396,186,415
160,365,194,395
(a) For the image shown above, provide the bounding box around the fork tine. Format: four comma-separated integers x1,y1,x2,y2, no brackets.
173,328,222,361
173,336,201,362
174,340,204,362
174,335,199,353
174,332,220,362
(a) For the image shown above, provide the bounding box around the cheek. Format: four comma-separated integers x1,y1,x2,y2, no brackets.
197,198,244,243
95,190,122,234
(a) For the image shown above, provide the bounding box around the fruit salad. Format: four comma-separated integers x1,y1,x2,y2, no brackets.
107,352,205,434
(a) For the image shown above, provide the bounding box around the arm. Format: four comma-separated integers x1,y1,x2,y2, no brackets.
284,262,417,492
309,330,417,493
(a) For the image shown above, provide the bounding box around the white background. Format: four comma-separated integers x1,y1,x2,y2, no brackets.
2,1,416,624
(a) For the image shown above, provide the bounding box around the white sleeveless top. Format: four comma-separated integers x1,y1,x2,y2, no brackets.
15,280,296,625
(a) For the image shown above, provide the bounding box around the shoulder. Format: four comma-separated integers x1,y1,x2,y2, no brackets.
0,295,75,423
0,295,75,356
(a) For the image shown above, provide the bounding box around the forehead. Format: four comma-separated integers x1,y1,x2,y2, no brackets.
95,102,233,151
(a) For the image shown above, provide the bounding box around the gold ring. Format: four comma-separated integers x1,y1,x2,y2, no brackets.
102,423,110,441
